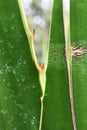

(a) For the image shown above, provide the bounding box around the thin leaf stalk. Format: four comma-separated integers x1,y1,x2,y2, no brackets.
39,97,44,130
39,70,46,130
62,0,77,130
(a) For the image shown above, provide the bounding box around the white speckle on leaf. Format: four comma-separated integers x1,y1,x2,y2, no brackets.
22,78,25,82
13,128,17,130
2,52,5,56
8,42,14,49
0,70,3,74
11,26,15,31
18,113,22,116
13,70,16,74
5,63,11,72
17,78,20,82
32,85,36,89
24,121,27,124
0,109,8,114
31,116,36,125
23,61,27,64
24,113,28,119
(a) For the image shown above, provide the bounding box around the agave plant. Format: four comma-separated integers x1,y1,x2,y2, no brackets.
0,0,87,130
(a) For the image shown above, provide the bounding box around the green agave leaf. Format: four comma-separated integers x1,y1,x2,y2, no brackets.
0,0,87,130
71,0,87,130
0,0,41,130
63,0,76,130
42,0,74,129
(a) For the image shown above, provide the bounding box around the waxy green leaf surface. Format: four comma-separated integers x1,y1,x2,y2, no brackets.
0,0,87,130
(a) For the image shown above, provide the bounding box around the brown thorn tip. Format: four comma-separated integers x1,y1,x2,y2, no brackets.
32,28,35,36
40,64,45,70
40,96,43,100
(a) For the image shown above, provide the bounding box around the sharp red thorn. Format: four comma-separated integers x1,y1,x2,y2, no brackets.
40,64,45,70
32,28,35,36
